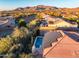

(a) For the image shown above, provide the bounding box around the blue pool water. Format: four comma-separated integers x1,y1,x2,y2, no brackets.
35,37,43,48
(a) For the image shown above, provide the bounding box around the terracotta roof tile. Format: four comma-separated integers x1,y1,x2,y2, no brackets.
43,31,79,58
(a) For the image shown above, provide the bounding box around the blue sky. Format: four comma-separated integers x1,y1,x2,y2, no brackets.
0,0,79,10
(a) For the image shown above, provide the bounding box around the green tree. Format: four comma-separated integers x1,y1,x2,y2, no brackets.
18,18,26,27
76,20,79,28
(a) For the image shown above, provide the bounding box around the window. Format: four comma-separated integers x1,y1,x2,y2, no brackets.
49,21,54,24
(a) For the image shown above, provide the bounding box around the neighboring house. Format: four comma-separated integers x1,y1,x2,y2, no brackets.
40,20,48,27
40,15,78,30
25,14,36,23
0,16,15,29
48,19,78,27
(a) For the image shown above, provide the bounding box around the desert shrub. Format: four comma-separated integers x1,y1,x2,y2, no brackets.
10,27,32,53
24,53,33,58
4,53,16,58
8,44,23,53
5,44,23,58
19,53,33,58
11,27,29,43
0,27,35,58
0,36,13,54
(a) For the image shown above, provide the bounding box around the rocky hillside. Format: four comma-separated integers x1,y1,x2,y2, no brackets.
0,5,79,19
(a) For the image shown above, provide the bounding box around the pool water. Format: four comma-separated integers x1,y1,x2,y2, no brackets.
35,37,43,48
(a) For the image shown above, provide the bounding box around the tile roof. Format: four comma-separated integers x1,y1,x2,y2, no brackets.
43,31,79,58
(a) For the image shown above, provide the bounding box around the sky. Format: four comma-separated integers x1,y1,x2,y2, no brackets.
0,0,79,11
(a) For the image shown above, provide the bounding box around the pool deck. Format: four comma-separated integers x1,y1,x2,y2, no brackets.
43,30,79,58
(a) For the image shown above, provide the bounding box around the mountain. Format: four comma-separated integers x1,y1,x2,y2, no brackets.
0,5,79,18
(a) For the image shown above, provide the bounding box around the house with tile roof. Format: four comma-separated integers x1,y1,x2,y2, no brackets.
43,30,79,58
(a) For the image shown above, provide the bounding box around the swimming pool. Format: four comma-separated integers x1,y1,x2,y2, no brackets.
34,36,43,48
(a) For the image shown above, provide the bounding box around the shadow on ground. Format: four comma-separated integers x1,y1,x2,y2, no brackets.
63,31,79,42
0,28,14,38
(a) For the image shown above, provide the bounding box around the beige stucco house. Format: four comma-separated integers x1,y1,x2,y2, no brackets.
40,15,78,30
